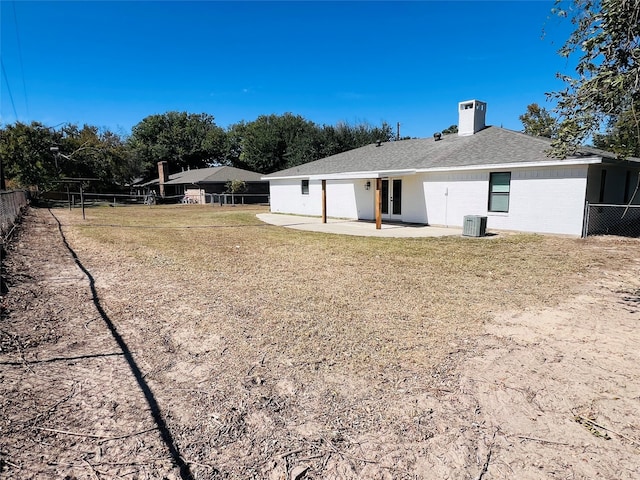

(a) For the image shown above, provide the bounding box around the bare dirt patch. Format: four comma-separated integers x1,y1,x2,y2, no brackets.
1,206,639,479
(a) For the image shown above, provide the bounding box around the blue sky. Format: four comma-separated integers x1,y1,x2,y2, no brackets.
1,1,577,138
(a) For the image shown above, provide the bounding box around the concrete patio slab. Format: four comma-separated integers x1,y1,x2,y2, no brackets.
257,213,464,238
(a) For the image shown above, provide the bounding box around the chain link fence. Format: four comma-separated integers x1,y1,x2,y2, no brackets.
584,203,640,238
1,190,30,241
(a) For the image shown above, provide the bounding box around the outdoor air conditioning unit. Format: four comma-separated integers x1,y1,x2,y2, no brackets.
463,215,487,237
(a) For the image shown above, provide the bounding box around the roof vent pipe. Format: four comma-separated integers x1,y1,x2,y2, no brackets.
433,132,442,141
375,139,382,147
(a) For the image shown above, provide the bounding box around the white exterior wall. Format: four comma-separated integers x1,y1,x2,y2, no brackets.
326,180,359,218
269,165,591,236
269,179,366,219
423,165,590,236
269,179,321,216
423,172,488,226
400,175,428,223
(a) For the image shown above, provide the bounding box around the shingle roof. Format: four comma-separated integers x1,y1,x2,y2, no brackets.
264,127,639,178
162,166,264,185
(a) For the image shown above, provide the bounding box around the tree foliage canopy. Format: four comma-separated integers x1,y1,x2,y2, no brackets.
592,107,640,157
234,114,394,174
238,113,319,174
520,103,558,138
0,122,138,192
129,112,226,176
0,122,60,190
319,121,395,158
441,125,458,135
548,0,640,158
2,111,396,190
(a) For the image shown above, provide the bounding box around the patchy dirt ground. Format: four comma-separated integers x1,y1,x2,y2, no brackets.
1,207,639,479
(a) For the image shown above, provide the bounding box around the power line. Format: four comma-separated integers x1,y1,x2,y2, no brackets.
1,58,19,120
12,1,29,117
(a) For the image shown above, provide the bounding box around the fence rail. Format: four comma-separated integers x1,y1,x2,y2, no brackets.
584,203,640,238
0,190,30,241
42,191,270,207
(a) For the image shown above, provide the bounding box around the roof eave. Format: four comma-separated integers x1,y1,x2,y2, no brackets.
265,169,417,181
416,157,603,173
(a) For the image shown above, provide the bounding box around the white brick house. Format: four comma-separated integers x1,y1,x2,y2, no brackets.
264,101,640,237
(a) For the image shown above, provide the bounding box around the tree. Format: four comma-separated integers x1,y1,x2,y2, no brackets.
225,179,246,194
519,103,557,138
99,129,145,188
129,112,225,177
548,1,640,158
0,122,140,193
223,122,247,168
318,121,394,158
228,116,396,174
0,122,61,191
57,124,112,188
239,113,320,174
592,108,640,158
441,125,458,135
53,124,140,191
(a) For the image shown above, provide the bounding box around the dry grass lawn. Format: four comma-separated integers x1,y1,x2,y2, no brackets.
3,203,638,479
63,204,607,377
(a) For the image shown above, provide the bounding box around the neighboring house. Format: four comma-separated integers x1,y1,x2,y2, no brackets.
264,100,640,237
140,164,269,204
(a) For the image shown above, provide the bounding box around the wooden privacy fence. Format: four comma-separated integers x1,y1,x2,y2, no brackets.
0,190,29,240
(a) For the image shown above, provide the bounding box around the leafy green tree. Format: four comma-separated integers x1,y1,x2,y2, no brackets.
519,103,557,138
239,113,320,173
441,125,458,135
60,125,143,190
0,122,139,192
57,124,111,185
319,121,394,158
593,108,640,158
548,0,640,158
227,116,395,173
223,121,247,168
129,112,225,177
0,122,61,191
99,129,144,188
225,179,247,194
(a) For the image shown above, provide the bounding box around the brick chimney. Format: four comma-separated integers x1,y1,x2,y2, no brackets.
458,100,487,136
158,161,169,197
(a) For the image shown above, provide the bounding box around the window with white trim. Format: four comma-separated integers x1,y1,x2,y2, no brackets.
488,172,511,212
301,179,309,195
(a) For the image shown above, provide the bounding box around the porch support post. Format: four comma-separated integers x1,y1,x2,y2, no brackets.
322,179,327,224
375,178,382,229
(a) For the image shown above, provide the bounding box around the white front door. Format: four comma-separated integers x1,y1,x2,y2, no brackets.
381,178,402,221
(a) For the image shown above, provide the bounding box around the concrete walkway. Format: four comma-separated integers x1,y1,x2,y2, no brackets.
257,213,464,238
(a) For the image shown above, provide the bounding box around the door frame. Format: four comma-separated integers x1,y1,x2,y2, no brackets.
380,177,402,221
